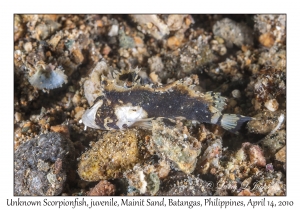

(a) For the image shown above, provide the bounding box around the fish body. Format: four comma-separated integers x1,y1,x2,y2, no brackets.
82,70,252,134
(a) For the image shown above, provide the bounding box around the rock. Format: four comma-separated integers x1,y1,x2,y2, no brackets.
118,30,135,49
167,36,182,50
213,18,253,48
275,146,286,162
247,110,285,134
148,55,164,73
237,142,266,167
74,106,85,120
238,189,256,196
151,119,201,174
35,19,61,40
254,15,286,45
246,143,266,167
50,125,69,136
259,33,275,48
264,99,279,112
78,129,148,181
232,89,241,99
196,138,222,174
87,180,116,196
124,165,160,195
131,15,170,40
14,112,22,122
157,172,213,196
260,130,286,157
14,132,75,195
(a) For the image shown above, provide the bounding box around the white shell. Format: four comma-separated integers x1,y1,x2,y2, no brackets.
264,99,279,112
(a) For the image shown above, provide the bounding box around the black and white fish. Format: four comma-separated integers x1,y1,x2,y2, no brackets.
81,69,252,134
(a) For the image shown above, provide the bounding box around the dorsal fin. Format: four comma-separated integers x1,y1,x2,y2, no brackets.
101,67,143,92
203,91,227,112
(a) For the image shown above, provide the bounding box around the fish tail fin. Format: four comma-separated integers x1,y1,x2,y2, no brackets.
217,114,253,134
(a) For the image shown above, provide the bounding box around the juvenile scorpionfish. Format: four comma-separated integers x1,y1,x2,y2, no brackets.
81,69,252,134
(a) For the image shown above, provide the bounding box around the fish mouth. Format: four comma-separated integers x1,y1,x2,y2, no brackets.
81,100,103,129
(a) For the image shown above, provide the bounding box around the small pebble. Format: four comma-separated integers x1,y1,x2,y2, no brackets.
74,107,85,120
108,25,119,37
149,72,159,83
101,44,111,56
146,22,153,29
72,93,81,105
22,121,32,133
23,42,32,52
134,36,144,48
158,165,170,179
15,112,22,122
38,118,47,127
259,33,275,48
50,125,69,136
264,99,279,112
232,89,241,99
275,146,286,163
71,49,84,64
87,180,116,196
219,45,227,56
229,173,235,180
167,36,181,50
96,20,103,27
228,98,237,108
